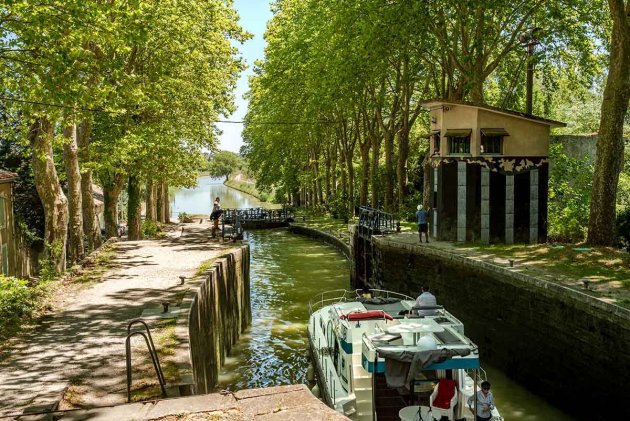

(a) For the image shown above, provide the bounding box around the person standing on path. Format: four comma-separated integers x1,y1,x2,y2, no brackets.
210,196,222,237
416,204,429,243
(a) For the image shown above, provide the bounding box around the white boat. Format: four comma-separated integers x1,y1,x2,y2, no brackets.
307,289,503,421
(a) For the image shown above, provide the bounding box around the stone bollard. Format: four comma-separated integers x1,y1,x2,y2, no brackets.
162,302,170,313
179,276,186,285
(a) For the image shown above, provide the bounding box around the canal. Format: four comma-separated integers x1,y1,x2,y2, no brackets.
172,177,574,421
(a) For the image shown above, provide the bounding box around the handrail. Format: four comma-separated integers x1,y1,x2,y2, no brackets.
308,288,416,315
125,319,167,402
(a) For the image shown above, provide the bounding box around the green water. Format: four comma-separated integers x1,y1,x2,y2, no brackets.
171,180,574,420
217,229,349,388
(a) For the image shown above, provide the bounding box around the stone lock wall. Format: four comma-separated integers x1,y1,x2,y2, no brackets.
183,244,251,394
371,237,630,421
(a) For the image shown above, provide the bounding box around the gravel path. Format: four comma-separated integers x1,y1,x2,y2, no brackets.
0,222,229,418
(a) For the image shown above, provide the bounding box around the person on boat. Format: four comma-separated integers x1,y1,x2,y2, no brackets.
415,286,437,316
360,286,372,299
467,381,495,421
210,197,222,237
416,204,429,243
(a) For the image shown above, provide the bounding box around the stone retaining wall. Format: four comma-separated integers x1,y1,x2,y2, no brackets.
372,236,630,421
288,224,351,259
179,244,251,394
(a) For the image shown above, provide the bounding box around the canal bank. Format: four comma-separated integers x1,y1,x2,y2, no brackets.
352,229,628,421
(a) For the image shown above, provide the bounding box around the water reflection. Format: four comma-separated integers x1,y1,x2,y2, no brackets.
170,176,277,217
216,229,349,389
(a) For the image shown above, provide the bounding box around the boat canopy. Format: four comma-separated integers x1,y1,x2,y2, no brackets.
374,347,476,389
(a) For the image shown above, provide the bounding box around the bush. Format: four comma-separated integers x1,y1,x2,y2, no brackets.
548,144,593,242
617,207,630,251
142,220,163,237
0,275,40,339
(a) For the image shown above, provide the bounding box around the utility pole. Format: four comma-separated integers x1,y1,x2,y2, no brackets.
519,29,541,115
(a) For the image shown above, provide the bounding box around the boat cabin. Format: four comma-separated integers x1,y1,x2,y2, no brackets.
421,100,566,244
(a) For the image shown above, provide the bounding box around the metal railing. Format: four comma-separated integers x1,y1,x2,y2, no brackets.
221,207,295,224
358,206,397,234
308,288,415,315
125,319,167,402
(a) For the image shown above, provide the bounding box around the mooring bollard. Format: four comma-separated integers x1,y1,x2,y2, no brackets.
508,259,515,267
179,276,186,285
582,279,590,290
162,302,170,313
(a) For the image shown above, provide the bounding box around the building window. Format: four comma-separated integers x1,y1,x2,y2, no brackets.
480,128,509,155
445,129,472,154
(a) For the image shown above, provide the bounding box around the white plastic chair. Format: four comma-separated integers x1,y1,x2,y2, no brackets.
429,379,458,420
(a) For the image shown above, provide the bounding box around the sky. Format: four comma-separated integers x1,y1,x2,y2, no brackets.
217,0,273,153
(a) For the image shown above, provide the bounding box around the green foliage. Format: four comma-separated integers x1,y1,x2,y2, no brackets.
38,241,65,281
548,144,594,242
142,220,163,238
207,151,243,180
617,208,630,251
0,276,41,339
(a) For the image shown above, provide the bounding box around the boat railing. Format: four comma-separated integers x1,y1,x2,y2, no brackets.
355,288,415,301
308,289,355,315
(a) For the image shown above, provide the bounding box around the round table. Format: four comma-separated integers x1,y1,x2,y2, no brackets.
398,405,437,421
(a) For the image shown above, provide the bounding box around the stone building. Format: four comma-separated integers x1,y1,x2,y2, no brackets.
422,100,566,244
0,169,17,275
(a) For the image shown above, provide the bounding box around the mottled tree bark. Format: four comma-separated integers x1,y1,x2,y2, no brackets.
127,176,143,240
371,131,382,208
28,118,68,273
145,177,157,221
102,173,126,238
588,0,630,245
423,156,432,210
156,180,165,222
63,123,84,264
77,119,101,250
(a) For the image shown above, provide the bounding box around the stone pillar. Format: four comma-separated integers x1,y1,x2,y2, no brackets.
505,174,514,244
481,168,490,244
457,161,467,242
433,167,438,239
530,169,539,243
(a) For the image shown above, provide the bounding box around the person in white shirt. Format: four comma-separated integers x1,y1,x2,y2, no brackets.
467,381,496,421
414,286,437,316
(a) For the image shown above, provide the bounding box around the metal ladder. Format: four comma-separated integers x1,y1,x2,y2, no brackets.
125,319,167,402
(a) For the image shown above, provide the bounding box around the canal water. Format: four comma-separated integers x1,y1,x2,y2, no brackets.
172,178,574,421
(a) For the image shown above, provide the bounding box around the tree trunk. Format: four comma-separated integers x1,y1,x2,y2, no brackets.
371,132,382,207
28,118,68,273
146,177,157,221
156,180,164,222
396,128,410,209
63,123,85,264
359,139,370,206
423,155,432,210
162,181,170,223
102,173,126,238
587,0,630,245
77,119,101,251
127,176,143,240
384,131,395,211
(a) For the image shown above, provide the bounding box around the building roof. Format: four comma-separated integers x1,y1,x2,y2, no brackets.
421,99,567,128
0,169,18,183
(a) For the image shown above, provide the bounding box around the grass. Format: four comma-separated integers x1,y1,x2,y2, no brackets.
457,243,630,292
196,258,216,276
0,243,118,346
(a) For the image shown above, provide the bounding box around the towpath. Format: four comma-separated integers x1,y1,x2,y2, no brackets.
0,222,228,419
